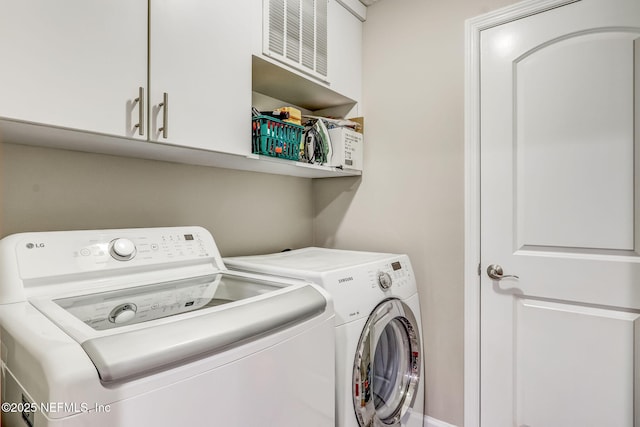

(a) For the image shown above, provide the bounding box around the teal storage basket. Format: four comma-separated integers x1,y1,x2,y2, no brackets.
252,115,303,161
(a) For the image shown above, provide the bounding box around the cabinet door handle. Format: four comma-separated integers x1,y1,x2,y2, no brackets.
134,86,145,136
158,92,168,139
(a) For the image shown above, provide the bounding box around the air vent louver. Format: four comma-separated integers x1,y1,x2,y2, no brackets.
268,0,285,55
264,0,328,80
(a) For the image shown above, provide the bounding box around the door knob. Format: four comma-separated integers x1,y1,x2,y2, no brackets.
487,264,519,280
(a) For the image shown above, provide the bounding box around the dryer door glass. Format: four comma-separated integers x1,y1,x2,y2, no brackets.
373,318,411,419
352,299,421,427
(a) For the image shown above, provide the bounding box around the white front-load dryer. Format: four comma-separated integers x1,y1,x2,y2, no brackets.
225,247,425,427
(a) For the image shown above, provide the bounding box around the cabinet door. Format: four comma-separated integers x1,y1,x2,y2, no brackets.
327,0,362,105
0,0,148,139
150,0,251,155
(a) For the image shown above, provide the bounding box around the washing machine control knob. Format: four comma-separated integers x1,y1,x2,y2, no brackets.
377,271,393,290
108,303,137,324
110,238,137,261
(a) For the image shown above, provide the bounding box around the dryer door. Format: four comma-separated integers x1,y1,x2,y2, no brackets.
352,298,422,427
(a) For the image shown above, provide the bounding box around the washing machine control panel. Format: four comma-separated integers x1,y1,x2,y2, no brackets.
13,226,220,283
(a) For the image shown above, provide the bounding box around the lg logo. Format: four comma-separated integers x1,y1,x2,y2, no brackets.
26,243,45,249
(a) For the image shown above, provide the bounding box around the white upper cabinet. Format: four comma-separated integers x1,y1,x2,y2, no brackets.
149,1,251,155
0,0,251,155
326,0,362,105
253,0,363,113
0,0,148,138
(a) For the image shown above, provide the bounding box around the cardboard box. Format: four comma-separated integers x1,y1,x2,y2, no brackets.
347,117,364,134
328,127,363,171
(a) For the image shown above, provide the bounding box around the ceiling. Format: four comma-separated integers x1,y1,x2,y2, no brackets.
359,0,379,5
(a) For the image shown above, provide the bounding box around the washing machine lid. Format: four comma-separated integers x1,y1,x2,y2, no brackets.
352,298,422,427
30,271,327,383
225,247,395,274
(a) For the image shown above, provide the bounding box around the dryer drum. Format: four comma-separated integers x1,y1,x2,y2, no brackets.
352,298,422,427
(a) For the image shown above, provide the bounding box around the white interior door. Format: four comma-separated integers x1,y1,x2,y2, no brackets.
480,0,640,425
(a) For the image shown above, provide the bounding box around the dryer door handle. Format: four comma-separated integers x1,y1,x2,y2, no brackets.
370,301,403,345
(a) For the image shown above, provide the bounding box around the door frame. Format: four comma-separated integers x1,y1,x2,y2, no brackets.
463,1,579,425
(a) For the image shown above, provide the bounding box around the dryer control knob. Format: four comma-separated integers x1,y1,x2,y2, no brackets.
377,271,393,290
110,238,137,261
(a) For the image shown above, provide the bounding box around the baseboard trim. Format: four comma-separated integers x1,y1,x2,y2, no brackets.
425,415,458,427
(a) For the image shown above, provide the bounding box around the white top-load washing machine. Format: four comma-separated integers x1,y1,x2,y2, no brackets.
225,247,425,427
0,227,335,427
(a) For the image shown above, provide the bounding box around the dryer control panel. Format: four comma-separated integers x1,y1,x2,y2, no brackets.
370,259,411,292
331,256,416,323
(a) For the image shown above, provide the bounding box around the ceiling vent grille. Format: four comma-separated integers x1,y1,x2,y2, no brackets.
264,0,328,81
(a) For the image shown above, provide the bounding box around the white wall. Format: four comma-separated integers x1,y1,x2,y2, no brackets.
313,0,518,424
1,142,314,256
